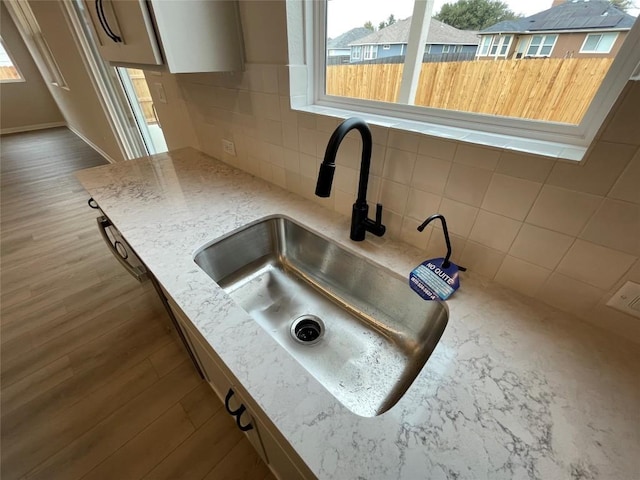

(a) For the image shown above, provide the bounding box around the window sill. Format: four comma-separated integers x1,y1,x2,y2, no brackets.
291,101,586,162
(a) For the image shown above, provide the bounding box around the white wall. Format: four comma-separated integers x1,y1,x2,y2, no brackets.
18,1,124,161
0,2,63,133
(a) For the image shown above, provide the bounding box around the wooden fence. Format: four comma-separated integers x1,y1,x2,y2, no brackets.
327,58,613,124
0,66,22,81
126,68,156,124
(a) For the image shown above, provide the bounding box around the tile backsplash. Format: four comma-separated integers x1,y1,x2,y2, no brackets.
172,64,640,342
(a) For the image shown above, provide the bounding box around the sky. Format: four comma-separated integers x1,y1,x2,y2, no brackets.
327,0,639,38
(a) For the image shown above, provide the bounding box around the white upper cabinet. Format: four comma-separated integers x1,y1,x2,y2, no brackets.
83,0,244,72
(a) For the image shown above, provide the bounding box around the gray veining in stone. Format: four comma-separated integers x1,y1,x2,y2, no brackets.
77,148,640,480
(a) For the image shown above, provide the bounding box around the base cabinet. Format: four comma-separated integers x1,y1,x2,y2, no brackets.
165,297,315,480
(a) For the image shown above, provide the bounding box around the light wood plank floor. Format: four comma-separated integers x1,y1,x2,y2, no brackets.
1,128,273,480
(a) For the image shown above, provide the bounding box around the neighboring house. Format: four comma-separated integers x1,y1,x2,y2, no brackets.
348,17,478,63
477,0,636,60
327,27,371,57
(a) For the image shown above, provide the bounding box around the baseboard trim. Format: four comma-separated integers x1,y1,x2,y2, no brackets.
0,122,67,135
66,125,117,164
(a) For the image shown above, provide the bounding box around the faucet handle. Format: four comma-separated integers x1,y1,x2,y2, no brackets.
375,203,383,226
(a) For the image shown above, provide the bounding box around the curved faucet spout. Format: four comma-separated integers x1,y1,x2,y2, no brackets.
315,117,385,242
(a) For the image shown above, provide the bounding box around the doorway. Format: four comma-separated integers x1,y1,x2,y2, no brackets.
66,0,167,158
116,68,167,154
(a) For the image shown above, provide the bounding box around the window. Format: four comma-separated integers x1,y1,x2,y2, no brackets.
5,0,67,88
352,46,361,60
581,32,618,53
478,36,492,56
482,35,513,58
318,0,640,157
526,35,558,57
363,45,378,60
442,44,450,54
0,37,24,82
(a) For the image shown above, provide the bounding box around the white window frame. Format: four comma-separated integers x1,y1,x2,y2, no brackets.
310,0,640,160
526,34,558,57
580,32,619,54
351,45,361,60
0,37,25,83
363,45,378,60
478,36,492,56
5,0,67,89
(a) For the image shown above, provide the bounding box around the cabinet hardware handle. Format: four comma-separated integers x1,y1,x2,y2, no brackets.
235,409,254,432
224,388,245,416
87,197,99,209
224,389,254,432
96,216,147,282
95,0,122,43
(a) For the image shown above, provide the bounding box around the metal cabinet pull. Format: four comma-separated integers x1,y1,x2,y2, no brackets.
97,216,147,282
224,388,245,416
235,409,254,432
225,389,254,432
87,197,99,209
95,0,122,43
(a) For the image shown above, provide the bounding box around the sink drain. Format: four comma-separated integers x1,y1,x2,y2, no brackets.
290,315,325,345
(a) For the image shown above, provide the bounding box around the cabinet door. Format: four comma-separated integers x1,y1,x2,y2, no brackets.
166,298,268,464
82,0,162,65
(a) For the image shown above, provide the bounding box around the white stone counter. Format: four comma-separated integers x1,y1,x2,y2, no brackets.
77,148,640,480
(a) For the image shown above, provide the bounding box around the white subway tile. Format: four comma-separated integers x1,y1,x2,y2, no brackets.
418,136,457,161
469,210,522,252
496,151,555,182
494,256,551,296
388,130,420,152
401,216,431,250
411,155,452,196
379,180,409,215
461,241,506,279
526,185,602,236
538,272,605,318
283,148,300,173
546,142,635,195
609,150,640,204
405,189,442,222
509,224,574,270
580,198,640,256
454,144,500,171
438,198,479,237
557,239,636,290
383,148,416,185
444,163,493,207
481,173,542,221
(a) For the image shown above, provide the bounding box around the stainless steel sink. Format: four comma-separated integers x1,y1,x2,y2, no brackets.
194,216,448,417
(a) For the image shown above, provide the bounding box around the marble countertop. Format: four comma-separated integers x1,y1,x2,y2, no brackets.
77,148,640,480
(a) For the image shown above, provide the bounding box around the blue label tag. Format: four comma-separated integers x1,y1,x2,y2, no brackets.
409,257,460,301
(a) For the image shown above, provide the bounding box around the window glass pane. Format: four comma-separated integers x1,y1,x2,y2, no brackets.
598,33,617,52
0,37,24,82
324,0,639,125
583,34,601,51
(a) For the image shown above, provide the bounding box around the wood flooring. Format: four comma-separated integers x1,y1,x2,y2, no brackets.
1,128,274,480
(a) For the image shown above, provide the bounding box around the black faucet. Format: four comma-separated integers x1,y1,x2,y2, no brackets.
315,118,386,241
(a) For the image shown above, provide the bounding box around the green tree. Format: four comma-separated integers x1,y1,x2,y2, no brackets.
378,14,397,30
434,0,521,30
609,0,636,12
363,21,375,31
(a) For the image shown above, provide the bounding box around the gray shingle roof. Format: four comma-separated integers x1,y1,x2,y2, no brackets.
481,0,636,33
328,27,372,49
349,17,479,46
